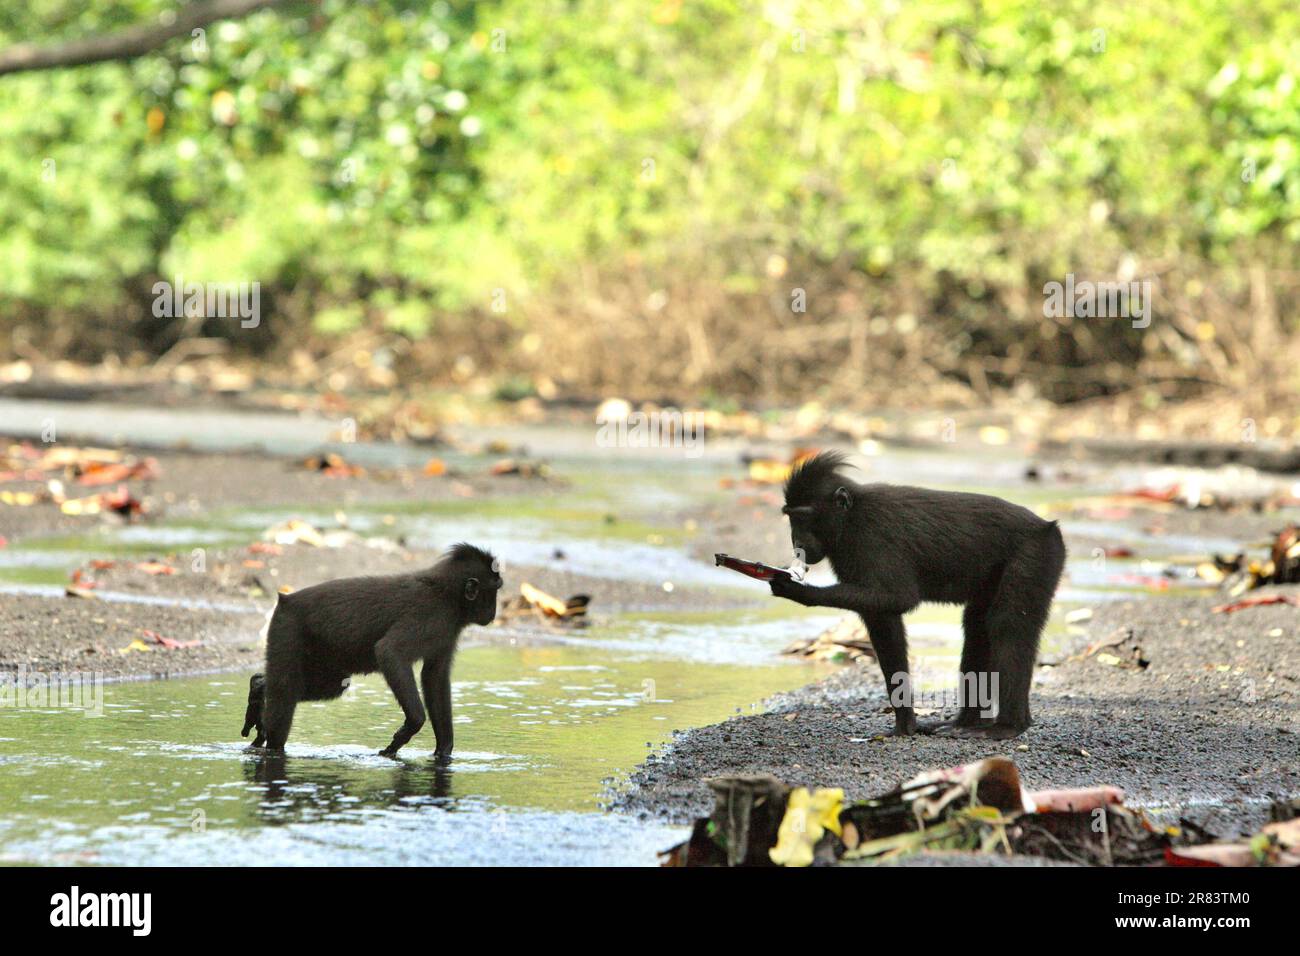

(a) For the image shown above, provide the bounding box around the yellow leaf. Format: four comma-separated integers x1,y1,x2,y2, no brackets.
60,494,102,515
748,459,791,484
520,582,568,616
768,787,844,867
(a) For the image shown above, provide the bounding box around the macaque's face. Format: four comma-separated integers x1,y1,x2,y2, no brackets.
465,559,504,625
783,485,852,566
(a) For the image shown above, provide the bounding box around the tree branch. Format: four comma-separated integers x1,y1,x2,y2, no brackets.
0,0,291,77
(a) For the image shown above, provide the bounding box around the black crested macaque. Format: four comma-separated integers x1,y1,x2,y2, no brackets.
241,543,502,759
771,452,1065,739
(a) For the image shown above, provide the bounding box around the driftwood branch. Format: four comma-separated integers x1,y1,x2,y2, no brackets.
0,0,290,77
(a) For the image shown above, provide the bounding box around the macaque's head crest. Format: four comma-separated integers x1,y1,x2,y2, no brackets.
444,542,500,578
443,543,503,624
783,450,852,510
781,451,854,565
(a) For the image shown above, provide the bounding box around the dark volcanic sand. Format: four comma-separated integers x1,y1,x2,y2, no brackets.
0,591,264,681
611,584,1299,835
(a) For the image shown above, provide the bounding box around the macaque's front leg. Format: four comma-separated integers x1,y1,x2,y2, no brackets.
376,639,425,758
421,656,454,763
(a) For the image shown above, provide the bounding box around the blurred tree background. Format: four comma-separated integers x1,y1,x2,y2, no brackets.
1,0,1297,417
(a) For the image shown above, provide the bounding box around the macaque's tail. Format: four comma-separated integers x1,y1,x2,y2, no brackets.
1038,519,1068,589
241,673,266,738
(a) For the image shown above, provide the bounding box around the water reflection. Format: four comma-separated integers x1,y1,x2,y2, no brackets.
244,752,460,824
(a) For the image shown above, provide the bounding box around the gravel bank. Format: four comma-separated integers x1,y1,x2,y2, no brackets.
612,585,1299,837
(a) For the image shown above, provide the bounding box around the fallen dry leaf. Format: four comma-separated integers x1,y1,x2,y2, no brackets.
143,629,201,650
1212,595,1299,614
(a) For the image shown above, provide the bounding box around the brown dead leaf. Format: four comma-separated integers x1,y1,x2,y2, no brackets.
1213,595,1299,614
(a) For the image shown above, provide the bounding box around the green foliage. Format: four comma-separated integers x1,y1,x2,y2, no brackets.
0,0,1297,392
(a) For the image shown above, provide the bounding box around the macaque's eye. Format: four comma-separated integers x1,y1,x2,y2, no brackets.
464,577,481,602
833,486,852,511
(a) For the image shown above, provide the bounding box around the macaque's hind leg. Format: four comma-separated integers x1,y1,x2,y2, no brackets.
260,603,303,751
260,682,297,751
924,596,995,735
861,612,916,736
944,527,1065,739
957,599,995,726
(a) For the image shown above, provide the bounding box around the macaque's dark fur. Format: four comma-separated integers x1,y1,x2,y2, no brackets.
242,543,502,759
241,673,267,747
774,451,1065,738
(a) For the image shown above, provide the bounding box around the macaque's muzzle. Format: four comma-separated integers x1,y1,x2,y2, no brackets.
791,537,825,566
475,582,503,625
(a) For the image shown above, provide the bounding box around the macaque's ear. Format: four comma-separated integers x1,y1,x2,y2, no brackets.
834,486,852,511
464,577,481,603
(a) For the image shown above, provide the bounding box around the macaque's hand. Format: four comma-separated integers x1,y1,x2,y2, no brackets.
770,576,813,605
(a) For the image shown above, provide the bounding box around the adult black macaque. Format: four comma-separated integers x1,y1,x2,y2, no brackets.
771,451,1065,739
241,543,502,759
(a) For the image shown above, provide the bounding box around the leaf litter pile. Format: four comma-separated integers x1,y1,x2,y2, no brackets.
497,583,590,628
660,758,1300,868
0,442,154,518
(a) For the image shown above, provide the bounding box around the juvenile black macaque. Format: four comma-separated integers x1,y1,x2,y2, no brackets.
772,452,1065,739
241,543,502,759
